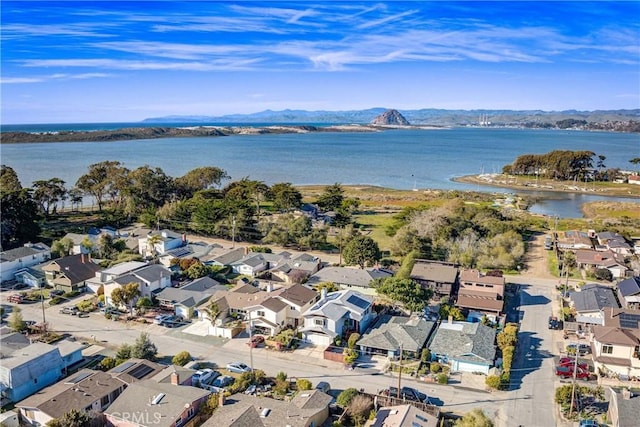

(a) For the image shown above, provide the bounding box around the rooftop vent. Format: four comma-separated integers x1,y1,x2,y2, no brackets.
151,393,166,405
260,408,271,418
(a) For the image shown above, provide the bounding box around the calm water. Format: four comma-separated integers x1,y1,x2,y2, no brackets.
1,127,638,218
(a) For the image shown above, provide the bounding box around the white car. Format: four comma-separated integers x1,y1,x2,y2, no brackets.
226,362,251,374
192,368,216,386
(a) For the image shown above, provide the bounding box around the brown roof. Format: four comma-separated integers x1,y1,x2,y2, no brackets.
259,297,288,312
410,260,458,283
43,254,101,284
602,307,640,328
456,293,504,313
593,325,640,346
278,284,318,306
459,269,505,286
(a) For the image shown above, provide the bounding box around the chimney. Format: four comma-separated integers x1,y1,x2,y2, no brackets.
321,287,327,300
244,247,249,255
622,388,632,399
81,253,85,264
219,393,226,406
182,233,187,243
171,372,179,385
448,315,453,324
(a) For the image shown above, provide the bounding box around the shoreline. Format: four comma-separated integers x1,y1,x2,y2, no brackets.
453,174,640,200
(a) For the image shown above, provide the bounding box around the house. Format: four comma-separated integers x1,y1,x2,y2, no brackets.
628,175,640,185
575,250,628,279
246,297,289,336
617,277,640,309
14,264,47,288
591,325,640,378
41,254,101,293
138,229,187,258
230,252,270,277
569,284,620,326
357,314,436,358
85,261,148,294
606,387,640,427
207,247,247,268
17,359,165,426
158,241,223,267
300,289,375,347
276,284,320,328
409,260,459,300
366,404,439,427
557,230,594,250
1,339,83,404
597,232,633,255
270,254,322,284
456,269,505,318
104,379,209,427
428,320,497,374
150,365,195,386
155,276,226,319
201,389,333,427
104,264,172,308
602,307,640,329
0,242,51,282
306,266,393,295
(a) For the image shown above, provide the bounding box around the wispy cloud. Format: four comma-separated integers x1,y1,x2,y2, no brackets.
18,58,262,72
1,72,110,84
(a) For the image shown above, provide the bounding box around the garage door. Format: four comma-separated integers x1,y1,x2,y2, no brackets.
455,360,489,375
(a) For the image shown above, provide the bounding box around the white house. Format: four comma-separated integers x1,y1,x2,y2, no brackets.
104,264,172,308
230,253,269,277
276,284,319,328
0,243,51,282
300,289,375,347
85,260,147,294
138,229,187,257
246,298,289,336
591,325,640,378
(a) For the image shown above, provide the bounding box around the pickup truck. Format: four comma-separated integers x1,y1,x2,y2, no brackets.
7,294,24,304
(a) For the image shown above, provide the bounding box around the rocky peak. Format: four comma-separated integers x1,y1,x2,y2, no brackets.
370,109,410,126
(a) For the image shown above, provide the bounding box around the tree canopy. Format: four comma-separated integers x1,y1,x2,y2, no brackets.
373,277,432,312
342,235,381,268
502,150,600,181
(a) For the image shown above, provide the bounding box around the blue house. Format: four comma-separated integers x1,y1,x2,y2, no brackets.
428,320,496,375
0,337,84,403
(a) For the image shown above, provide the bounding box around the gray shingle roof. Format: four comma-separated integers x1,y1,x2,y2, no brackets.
132,264,171,282
357,315,436,352
306,266,392,288
569,284,619,312
0,243,49,262
410,260,458,283
618,277,640,297
429,321,496,364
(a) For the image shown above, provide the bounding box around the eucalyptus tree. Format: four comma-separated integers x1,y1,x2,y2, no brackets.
32,178,67,216
1,188,41,249
174,166,229,199
123,165,173,216
316,183,344,211
342,235,381,269
76,160,127,211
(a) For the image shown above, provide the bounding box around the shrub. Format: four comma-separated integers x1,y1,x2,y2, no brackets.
485,375,501,389
436,373,448,384
421,348,431,362
98,357,117,371
172,351,192,366
348,332,360,349
430,362,442,374
336,388,359,408
297,378,312,390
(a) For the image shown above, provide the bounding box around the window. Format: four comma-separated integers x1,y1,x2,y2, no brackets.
314,319,325,326
175,418,183,427
257,310,265,317
101,395,110,407
187,407,194,418
602,344,613,354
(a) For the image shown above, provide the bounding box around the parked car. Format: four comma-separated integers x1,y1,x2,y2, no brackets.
247,335,265,348
578,420,599,427
49,289,64,297
192,368,217,386
161,315,180,328
381,387,429,403
154,314,173,325
7,294,24,304
59,306,79,315
315,381,331,393
548,316,562,330
212,375,234,388
555,365,591,380
244,384,257,395
558,357,588,370
566,343,591,356
226,362,251,374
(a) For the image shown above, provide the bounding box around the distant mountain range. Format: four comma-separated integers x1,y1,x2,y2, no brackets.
143,108,640,128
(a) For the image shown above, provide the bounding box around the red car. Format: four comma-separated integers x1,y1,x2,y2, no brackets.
556,365,590,380
559,357,588,370
247,335,265,348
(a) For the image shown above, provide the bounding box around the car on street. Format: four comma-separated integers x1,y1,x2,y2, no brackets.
59,306,80,315
226,362,251,374
548,316,562,330
381,387,430,403
555,365,591,380
7,294,24,304
247,335,265,348
578,420,599,427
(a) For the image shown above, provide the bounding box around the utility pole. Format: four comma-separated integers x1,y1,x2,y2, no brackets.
569,342,579,418
231,216,236,249
40,284,47,331
248,311,254,373
397,343,403,399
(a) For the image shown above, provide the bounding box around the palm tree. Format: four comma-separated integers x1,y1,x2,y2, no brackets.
145,234,162,258
203,300,221,325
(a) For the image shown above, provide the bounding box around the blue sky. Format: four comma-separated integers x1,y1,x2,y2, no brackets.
1,1,639,124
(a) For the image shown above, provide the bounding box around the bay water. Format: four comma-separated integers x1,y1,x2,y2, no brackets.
1,127,638,218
